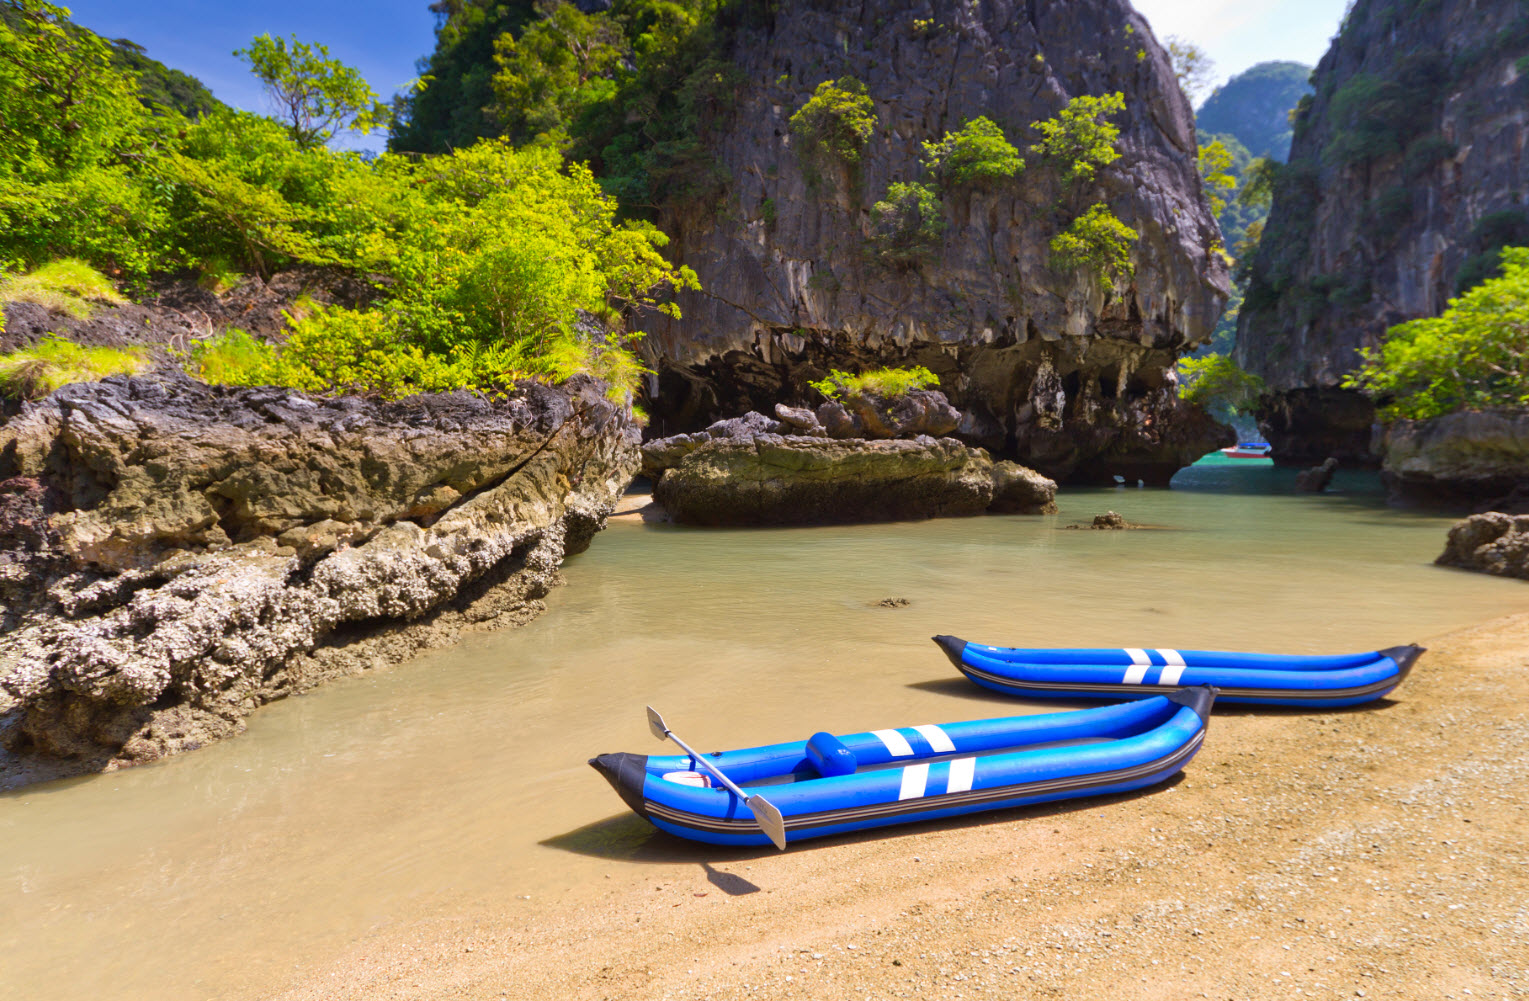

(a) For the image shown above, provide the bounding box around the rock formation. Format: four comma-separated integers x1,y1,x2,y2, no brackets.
0,374,638,786
642,399,1058,525
1436,512,1529,580
1379,410,1529,507
1236,0,1529,465
1295,457,1340,493
635,0,1231,485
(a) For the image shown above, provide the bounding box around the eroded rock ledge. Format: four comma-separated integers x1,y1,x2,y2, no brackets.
0,374,639,786
642,402,1057,526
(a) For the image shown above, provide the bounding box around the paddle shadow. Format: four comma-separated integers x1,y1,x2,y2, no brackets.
542,772,1185,867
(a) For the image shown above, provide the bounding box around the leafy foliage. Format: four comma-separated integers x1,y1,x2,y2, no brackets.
1029,92,1125,187
1175,352,1264,420
1166,36,1215,105
809,366,939,400
1196,137,1238,217
921,117,1023,189
491,0,624,143
789,76,877,168
1049,203,1138,283
1344,247,1529,420
235,34,391,149
1324,55,1447,168
868,182,944,268
0,334,148,399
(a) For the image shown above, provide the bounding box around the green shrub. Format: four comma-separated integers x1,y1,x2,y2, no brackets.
1029,92,1125,187
809,366,940,400
0,259,125,321
0,334,149,399
1344,246,1529,420
789,77,877,167
868,182,944,267
1176,353,1264,419
1196,138,1238,217
921,117,1023,189
1049,204,1137,282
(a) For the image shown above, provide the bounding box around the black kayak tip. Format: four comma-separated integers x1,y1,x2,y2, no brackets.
1165,684,1218,720
589,752,651,820
1380,644,1426,681
932,635,968,668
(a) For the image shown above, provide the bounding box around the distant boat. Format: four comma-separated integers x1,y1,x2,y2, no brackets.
1221,441,1272,459
935,636,1424,707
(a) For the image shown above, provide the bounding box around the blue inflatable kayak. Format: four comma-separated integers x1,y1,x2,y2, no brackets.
590,688,1214,849
936,636,1423,707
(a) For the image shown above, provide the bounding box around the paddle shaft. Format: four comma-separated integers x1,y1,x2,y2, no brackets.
646,706,787,850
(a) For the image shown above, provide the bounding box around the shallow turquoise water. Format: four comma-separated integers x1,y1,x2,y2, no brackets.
1,455,1523,1000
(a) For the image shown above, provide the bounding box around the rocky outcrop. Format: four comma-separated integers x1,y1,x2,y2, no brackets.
649,434,1055,526
635,0,1231,484
0,374,638,786
1295,457,1340,493
1379,409,1529,507
1236,0,1529,461
1436,512,1529,579
1254,387,1378,468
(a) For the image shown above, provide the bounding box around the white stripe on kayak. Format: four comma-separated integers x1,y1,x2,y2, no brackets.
1157,649,1186,685
912,724,956,753
947,757,975,794
899,763,930,800
1122,648,1151,684
873,729,914,757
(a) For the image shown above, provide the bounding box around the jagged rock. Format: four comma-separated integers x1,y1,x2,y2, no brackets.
816,401,861,439
774,402,826,435
1436,512,1529,580
0,374,639,787
1237,0,1529,461
1380,410,1529,507
1092,512,1128,530
874,597,911,608
1295,457,1340,493
636,0,1230,484
989,461,1059,515
839,389,962,440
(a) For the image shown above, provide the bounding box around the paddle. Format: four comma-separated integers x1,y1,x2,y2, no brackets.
646,706,788,851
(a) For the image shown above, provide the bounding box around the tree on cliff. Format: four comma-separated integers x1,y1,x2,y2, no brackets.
1344,247,1529,420
235,34,391,149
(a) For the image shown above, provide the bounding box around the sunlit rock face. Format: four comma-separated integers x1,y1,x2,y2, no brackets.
1236,0,1529,465
635,0,1232,485
0,375,638,787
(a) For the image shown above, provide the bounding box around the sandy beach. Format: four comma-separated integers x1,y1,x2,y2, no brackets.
269,608,1529,1001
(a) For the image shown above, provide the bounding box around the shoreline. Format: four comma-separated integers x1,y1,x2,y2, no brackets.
270,607,1529,1001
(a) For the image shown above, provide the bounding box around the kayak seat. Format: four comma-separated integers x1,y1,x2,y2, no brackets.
806,731,857,777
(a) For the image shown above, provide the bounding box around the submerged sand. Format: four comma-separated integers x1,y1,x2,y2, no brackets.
274,612,1529,1000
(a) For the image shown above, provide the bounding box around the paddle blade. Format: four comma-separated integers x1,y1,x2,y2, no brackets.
646,705,669,742
748,795,788,851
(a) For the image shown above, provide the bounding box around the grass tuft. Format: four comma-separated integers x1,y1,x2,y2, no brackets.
809,365,940,400
0,335,150,400
0,259,126,322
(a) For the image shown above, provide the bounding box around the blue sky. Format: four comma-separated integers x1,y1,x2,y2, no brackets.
65,0,1349,145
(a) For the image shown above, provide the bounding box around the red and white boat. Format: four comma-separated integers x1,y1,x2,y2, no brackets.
1221,441,1273,459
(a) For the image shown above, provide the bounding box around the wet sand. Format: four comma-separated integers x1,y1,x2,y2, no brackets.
272,610,1529,1001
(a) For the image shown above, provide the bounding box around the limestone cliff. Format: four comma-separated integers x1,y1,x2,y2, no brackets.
637,0,1231,485
0,375,638,787
1236,0,1529,464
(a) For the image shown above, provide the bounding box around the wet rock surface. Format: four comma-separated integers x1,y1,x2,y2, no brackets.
636,0,1231,484
1380,409,1529,507
1295,457,1340,493
0,374,639,786
1436,512,1529,580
